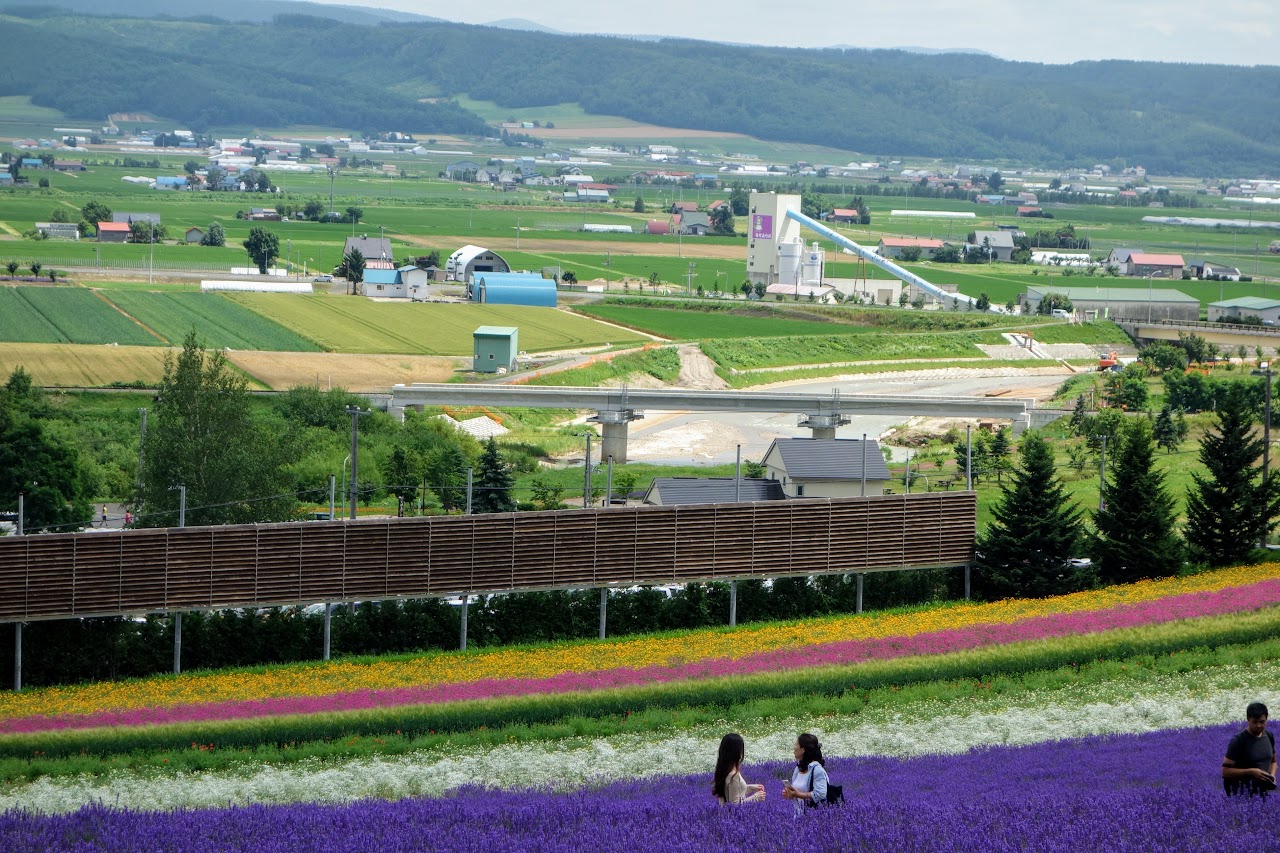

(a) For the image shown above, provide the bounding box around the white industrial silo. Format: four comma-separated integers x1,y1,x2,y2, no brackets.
779,239,804,286
802,241,825,285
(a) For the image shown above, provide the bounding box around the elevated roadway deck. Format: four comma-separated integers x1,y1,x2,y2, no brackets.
391,384,1038,462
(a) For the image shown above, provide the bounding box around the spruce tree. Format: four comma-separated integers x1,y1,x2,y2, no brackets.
1091,418,1182,582
975,433,1083,599
472,437,516,514
1184,384,1280,565
1153,405,1180,453
1069,395,1089,435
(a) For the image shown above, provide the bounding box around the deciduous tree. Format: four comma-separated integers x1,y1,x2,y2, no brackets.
243,227,279,275
136,332,298,527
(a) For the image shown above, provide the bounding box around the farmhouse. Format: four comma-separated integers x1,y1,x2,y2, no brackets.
1128,252,1185,279
53,160,85,172
185,227,204,244
678,211,711,236
828,208,860,223
1107,248,1138,271
96,221,130,243
969,230,1016,262
1207,296,1280,324
642,477,786,506
761,438,892,498
447,245,511,282
345,236,394,269
363,267,407,298
1022,285,1199,322
470,272,556,307
876,237,944,259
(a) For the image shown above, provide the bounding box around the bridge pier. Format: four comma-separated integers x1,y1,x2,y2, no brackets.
799,412,850,440
590,409,642,465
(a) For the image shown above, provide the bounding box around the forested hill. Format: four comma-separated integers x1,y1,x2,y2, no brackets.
2,8,1279,176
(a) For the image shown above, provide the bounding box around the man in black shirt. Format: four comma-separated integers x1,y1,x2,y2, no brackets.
1223,701,1277,796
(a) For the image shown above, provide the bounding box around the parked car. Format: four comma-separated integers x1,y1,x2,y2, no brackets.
313,274,334,282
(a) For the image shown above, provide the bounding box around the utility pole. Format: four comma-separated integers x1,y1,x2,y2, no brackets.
345,407,369,520
583,433,593,508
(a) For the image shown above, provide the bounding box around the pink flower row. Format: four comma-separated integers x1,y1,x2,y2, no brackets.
5,578,1280,735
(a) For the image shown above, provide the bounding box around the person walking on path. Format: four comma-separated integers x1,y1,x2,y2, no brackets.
1224,701,1277,796
101,504,108,527
712,733,765,805
782,733,828,814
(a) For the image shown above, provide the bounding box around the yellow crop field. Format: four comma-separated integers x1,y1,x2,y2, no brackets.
225,294,646,355
0,343,169,387
227,351,464,391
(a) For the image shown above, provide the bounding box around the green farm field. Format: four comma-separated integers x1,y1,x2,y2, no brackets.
0,286,158,345
100,291,323,351
222,294,648,355
572,304,877,339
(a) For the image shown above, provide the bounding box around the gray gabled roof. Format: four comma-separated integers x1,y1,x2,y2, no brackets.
972,230,1015,248
344,236,393,262
763,438,892,481
643,477,785,505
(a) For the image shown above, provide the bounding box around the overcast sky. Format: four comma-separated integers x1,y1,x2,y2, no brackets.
315,0,1275,65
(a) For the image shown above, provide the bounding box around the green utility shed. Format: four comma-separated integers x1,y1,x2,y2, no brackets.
473,326,519,373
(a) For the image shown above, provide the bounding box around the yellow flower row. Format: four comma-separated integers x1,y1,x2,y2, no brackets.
3,563,1278,721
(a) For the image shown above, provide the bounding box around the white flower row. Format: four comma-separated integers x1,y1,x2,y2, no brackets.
5,661,1276,814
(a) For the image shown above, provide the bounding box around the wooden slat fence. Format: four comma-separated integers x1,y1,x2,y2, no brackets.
0,493,975,623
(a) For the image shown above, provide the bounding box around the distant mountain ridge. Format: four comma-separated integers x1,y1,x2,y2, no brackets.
1,7,1277,175
0,0,441,25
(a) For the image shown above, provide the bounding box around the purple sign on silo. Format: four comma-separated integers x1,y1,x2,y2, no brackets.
750,214,773,240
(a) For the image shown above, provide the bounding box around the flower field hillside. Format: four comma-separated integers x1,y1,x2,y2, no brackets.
4,564,1280,848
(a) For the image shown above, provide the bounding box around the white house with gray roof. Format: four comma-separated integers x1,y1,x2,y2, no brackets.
761,438,892,498
969,230,1016,262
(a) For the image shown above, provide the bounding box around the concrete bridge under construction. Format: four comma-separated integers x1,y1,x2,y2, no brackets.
1117,318,1280,350
390,384,1041,463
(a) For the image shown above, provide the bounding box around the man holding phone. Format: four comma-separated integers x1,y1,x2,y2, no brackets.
1223,701,1277,796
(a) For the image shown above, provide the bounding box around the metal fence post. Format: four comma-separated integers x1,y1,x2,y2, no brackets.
856,573,864,614
13,624,21,692
322,603,332,661
459,595,469,651
598,588,607,639
173,613,182,675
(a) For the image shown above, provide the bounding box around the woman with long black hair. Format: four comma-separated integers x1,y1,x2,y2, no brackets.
712,733,766,805
782,732,828,815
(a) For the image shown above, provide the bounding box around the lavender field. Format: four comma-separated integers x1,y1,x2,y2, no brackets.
3,722,1272,852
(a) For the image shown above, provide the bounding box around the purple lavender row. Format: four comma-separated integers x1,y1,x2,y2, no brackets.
3,723,1273,851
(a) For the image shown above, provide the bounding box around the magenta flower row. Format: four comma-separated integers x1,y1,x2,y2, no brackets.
5,578,1279,735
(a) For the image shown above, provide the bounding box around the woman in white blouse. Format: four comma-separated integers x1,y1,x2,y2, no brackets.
712,733,766,805
782,732,828,815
